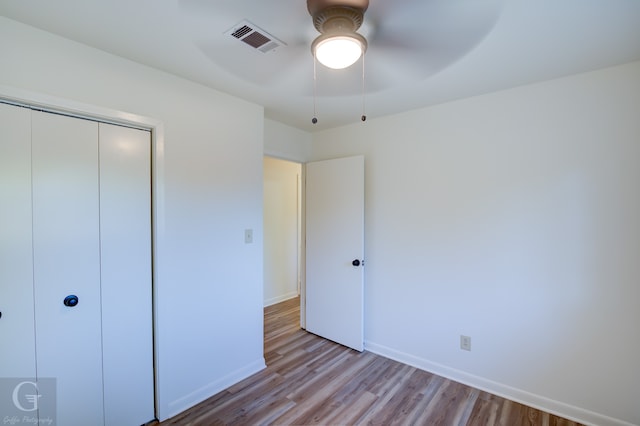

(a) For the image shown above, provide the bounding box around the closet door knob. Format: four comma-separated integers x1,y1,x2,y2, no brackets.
352,259,361,267
63,295,79,307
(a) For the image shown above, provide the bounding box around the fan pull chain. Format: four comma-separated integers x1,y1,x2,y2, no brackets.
361,53,367,122
312,53,318,124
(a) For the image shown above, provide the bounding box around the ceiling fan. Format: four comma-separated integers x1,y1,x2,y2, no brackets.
180,0,504,99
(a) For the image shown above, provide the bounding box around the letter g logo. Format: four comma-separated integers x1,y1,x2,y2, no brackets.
12,381,41,412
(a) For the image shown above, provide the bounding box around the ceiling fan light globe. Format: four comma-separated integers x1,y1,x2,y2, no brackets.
314,35,365,69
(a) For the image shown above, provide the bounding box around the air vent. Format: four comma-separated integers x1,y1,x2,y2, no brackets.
225,20,285,53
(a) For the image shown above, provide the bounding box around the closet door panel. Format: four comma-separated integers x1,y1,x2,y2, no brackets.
0,103,36,378
31,111,104,426
99,123,154,425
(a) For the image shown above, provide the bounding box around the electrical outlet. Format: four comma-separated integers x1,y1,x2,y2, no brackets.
460,335,471,351
244,229,253,244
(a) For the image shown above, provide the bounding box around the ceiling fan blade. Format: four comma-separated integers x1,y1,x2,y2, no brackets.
180,0,314,87
196,38,311,88
365,0,504,82
364,39,465,84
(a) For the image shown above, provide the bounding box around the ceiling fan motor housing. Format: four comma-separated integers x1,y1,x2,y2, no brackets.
313,6,365,34
307,0,369,32
308,0,369,60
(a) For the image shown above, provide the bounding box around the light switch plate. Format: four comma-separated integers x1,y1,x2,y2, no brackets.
460,335,471,351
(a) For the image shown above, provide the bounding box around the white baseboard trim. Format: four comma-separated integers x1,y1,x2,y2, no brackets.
364,341,635,426
264,292,299,307
161,358,266,421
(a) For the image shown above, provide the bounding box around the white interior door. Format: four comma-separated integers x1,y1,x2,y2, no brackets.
305,155,364,351
0,103,37,378
31,111,105,426
99,123,155,425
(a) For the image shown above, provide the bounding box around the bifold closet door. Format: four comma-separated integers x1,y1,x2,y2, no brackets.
2,105,154,425
99,123,155,425
31,111,105,425
0,103,36,379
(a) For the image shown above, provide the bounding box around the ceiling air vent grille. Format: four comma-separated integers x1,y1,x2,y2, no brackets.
225,20,285,53
231,25,253,39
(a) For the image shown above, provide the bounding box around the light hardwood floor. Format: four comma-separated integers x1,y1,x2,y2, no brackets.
160,297,582,425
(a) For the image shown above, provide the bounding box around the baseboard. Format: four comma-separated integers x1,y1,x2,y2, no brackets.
364,341,635,426
160,358,266,421
264,292,299,307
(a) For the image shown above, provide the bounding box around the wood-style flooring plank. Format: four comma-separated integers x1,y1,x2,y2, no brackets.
160,297,583,426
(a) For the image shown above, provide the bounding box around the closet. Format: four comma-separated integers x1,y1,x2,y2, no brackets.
0,102,155,425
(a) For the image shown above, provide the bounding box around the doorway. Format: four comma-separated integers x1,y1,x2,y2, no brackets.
263,156,303,311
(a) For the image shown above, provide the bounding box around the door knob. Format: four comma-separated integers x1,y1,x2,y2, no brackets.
352,259,361,267
63,295,79,307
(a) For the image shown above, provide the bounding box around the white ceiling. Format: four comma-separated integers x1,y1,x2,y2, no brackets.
2,0,640,132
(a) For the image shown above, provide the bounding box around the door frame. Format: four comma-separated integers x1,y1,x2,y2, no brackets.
0,85,164,421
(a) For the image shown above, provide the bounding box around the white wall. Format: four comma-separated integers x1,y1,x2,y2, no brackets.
310,61,640,426
264,118,312,163
263,157,301,306
0,17,265,421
